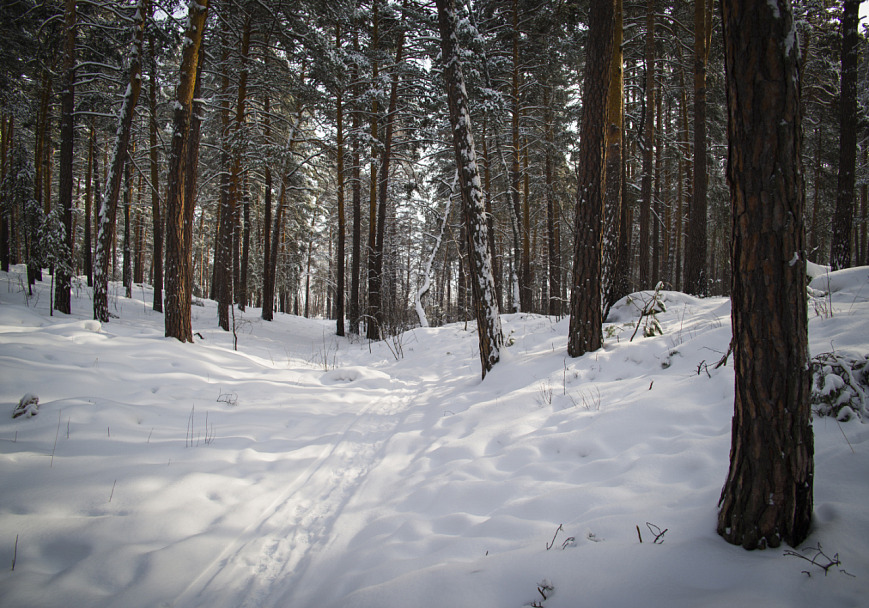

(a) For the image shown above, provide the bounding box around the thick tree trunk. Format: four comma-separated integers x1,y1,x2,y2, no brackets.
55,0,76,315
435,0,503,379
567,0,615,358
717,0,813,550
830,0,859,270
164,0,209,342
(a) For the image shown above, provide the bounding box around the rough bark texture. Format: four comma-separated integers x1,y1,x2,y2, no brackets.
567,0,614,358
436,0,503,379
830,0,859,270
164,0,209,342
717,0,813,550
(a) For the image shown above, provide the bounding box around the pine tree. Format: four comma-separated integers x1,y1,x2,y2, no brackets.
435,0,503,379
717,0,813,550
567,0,615,358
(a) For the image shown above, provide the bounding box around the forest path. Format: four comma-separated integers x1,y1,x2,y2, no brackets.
172,365,419,608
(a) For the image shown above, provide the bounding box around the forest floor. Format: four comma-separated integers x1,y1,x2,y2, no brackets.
0,265,868,607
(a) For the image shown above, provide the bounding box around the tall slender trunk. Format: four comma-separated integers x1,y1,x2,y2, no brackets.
261,90,274,321
55,0,77,314
148,12,163,313
123,160,132,298
685,0,712,294
93,0,146,322
164,0,209,342
638,0,656,289
348,28,362,334
830,0,859,270
83,125,94,286
366,0,381,340
602,0,623,319
335,24,346,336
216,13,252,329
435,0,503,379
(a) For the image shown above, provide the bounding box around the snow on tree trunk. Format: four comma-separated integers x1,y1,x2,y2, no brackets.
416,175,455,328
93,0,146,323
435,0,503,379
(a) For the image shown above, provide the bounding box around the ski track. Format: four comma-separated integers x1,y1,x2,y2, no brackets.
174,374,415,608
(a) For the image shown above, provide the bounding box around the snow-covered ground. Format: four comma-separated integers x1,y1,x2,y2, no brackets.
0,265,868,608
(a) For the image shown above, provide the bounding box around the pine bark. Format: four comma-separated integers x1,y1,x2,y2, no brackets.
567,0,615,358
717,0,813,550
435,0,503,379
830,0,859,270
164,0,209,341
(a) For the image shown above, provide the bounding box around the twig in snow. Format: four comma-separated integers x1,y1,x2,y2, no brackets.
545,524,564,550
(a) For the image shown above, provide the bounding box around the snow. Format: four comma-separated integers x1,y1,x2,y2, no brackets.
0,265,868,608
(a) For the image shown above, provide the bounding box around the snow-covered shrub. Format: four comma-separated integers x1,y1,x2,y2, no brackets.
811,353,869,421
12,394,39,419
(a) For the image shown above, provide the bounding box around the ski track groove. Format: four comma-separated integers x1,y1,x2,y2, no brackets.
173,375,415,608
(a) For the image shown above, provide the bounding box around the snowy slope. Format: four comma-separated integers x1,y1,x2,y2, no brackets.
0,266,867,608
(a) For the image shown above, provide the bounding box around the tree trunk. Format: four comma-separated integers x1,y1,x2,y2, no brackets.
638,0,655,289
335,24,346,336
435,0,503,379
349,28,362,334
83,125,94,286
602,0,623,319
685,0,712,295
261,90,273,321
93,0,146,322
164,0,209,342
567,0,615,358
148,9,163,313
55,0,76,315
216,13,251,329
830,0,859,270
717,0,813,550
371,9,405,336
366,1,381,340
123,160,132,298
